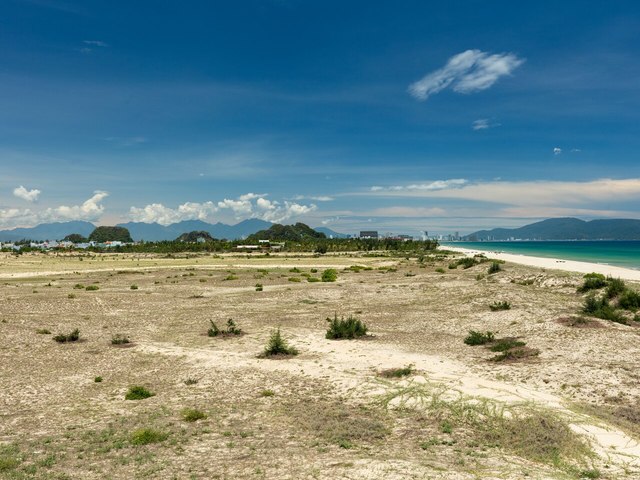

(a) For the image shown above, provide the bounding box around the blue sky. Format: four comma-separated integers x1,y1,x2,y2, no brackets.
1,0,640,235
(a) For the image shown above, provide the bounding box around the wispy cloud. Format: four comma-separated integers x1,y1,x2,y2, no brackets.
83,40,108,47
371,179,467,192
409,49,524,101
472,118,500,131
291,195,333,202
13,185,41,202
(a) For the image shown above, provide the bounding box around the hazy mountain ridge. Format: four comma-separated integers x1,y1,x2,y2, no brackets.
467,218,640,240
0,219,347,242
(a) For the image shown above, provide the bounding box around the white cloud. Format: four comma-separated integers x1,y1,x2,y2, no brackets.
472,118,500,131
409,49,524,101
0,191,108,228
371,179,467,192
291,195,333,202
554,147,562,155
254,197,317,223
13,185,41,202
129,201,218,225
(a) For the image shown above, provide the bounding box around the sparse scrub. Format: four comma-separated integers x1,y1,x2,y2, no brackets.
325,313,368,339
307,277,320,282
73,283,84,289
68,293,76,299
182,408,207,422
125,385,154,400
260,389,275,397
53,329,80,343
435,267,445,273
605,277,626,298
492,346,540,362
321,269,338,282
619,288,640,311
255,283,263,291
577,273,607,293
130,428,167,445
489,301,511,311
582,295,627,324
183,377,198,385
85,285,99,291
36,328,51,334
288,277,301,282
464,330,495,346
489,337,526,352
130,284,138,290
260,328,298,357
379,365,414,378
223,274,238,281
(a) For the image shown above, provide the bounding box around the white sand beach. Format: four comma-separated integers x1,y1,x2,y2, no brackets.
443,245,640,281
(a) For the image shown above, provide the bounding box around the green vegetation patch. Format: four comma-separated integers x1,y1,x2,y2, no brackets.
53,328,80,343
130,428,168,445
325,313,368,339
125,385,155,400
259,328,299,357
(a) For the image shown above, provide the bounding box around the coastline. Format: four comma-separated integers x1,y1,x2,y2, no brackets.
442,245,640,281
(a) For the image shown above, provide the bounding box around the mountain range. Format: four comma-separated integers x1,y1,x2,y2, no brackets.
466,218,640,241
0,219,347,242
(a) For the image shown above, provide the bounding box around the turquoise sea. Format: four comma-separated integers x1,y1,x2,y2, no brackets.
441,241,640,270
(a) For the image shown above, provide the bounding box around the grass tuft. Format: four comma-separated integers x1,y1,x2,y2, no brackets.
125,385,154,400
325,313,368,339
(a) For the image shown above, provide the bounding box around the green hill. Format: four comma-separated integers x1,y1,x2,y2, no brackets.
245,222,327,242
88,226,133,243
175,231,215,242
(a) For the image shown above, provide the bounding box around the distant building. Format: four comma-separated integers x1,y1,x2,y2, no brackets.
359,230,378,239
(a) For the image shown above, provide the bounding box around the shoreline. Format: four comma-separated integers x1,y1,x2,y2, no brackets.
442,245,640,281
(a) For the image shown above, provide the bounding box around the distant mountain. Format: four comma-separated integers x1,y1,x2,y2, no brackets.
0,218,339,242
466,218,640,241
0,221,95,242
314,227,349,238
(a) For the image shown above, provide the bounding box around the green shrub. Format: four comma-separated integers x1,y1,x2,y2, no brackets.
289,267,301,273
577,273,607,292
307,277,321,282
94,376,103,383
36,328,51,334
321,269,338,282
619,289,640,311
255,283,263,291
581,295,627,324
261,389,275,397
223,274,238,281
435,268,445,273
125,385,154,400
53,329,80,343
130,284,138,290
490,301,511,311
260,328,298,357
111,334,130,345
85,285,99,291
130,428,167,445
73,283,84,289
487,261,502,274
68,293,76,299
310,268,318,273
464,330,495,346
182,408,207,422
492,346,540,362
288,277,302,282
490,338,526,352
605,277,626,298
325,314,368,339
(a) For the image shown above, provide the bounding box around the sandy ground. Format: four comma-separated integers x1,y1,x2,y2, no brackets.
1,250,640,479
444,246,640,281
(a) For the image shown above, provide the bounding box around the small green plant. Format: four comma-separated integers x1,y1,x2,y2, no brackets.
130,428,168,445
379,365,414,378
208,319,242,337
310,268,318,273
260,328,299,357
605,277,626,298
125,385,154,400
582,295,627,324
53,329,80,343
490,301,511,311
130,284,138,290
289,267,301,273
260,389,275,397
325,313,368,339
307,277,321,282
94,376,103,383
492,346,540,362
464,330,495,346
441,420,453,434
223,274,238,281
288,277,302,282
73,283,84,289
435,267,445,273
111,334,130,345
182,408,207,422
487,261,502,274
255,283,263,291
184,377,199,385
68,293,76,299
321,269,338,282
85,285,99,291
619,289,640,311
36,328,51,334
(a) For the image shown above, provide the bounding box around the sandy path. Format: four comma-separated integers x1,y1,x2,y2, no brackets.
444,246,640,281
138,332,640,474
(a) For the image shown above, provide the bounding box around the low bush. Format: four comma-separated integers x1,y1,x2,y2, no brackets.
94,376,103,383
321,269,338,282
130,428,168,445
325,313,368,339
111,334,130,345
208,319,242,337
577,273,607,293
582,295,628,324
288,277,302,282
464,330,495,346
490,338,526,352
490,301,511,311
255,283,263,291
85,285,99,291
53,329,80,343
182,408,207,422
184,377,199,385
435,267,445,273
487,261,502,274
619,289,640,311
307,277,320,282
36,328,51,334
379,365,414,378
130,284,138,290
125,385,154,400
605,277,626,298
492,346,540,362
260,328,298,357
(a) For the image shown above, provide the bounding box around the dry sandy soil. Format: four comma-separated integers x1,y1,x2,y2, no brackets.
1,250,640,479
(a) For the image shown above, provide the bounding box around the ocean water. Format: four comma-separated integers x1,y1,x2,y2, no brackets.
441,241,640,270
